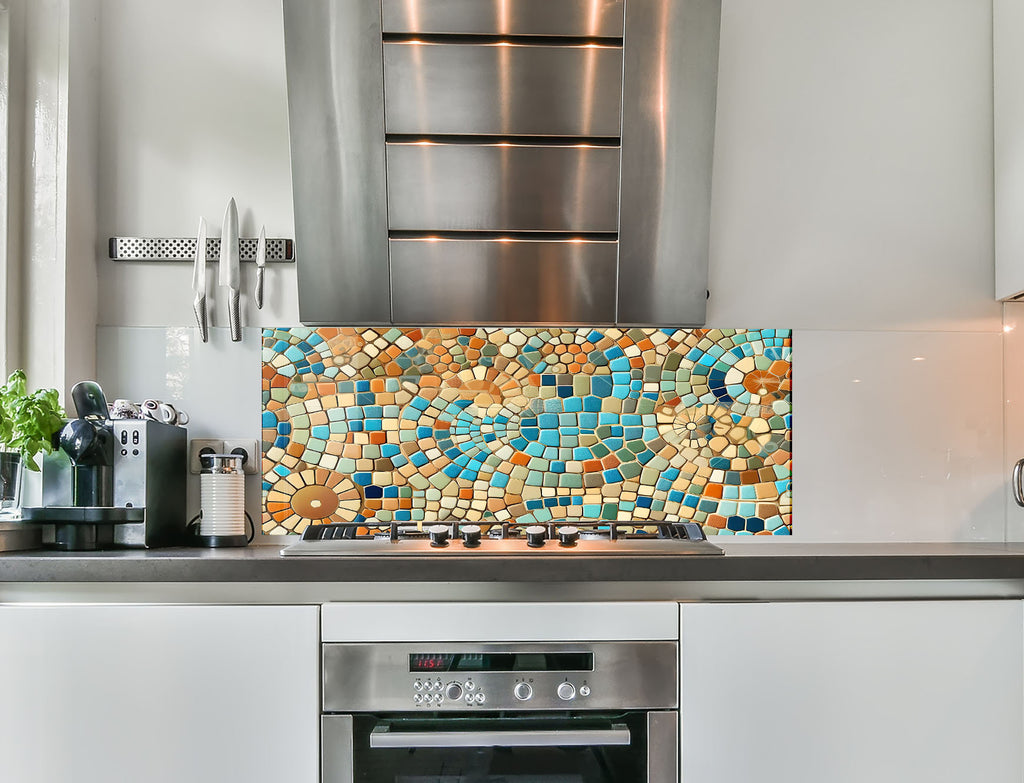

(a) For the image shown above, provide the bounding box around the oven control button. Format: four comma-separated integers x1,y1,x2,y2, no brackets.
557,682,576,701
474,692,486,705
445,682,464,701
465,694,474,705
414,680,423,691
514,682,533,701
465,680,476,691
414,694,423,705
524,525,547,548
427,524,450,547
579,685,591,697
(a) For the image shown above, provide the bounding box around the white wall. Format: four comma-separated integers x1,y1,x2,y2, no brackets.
95,0,296,328
92,0,1006,541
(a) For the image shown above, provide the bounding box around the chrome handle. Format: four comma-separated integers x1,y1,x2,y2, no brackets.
369,724,631,749
192,294,208,343
228,289,241,342
1014,458,1024,507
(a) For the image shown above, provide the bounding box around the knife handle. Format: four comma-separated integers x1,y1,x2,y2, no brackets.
193,294,209,343
254,267,265,310
228,289,241,342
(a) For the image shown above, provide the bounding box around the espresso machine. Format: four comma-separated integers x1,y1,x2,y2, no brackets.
22,381,187,550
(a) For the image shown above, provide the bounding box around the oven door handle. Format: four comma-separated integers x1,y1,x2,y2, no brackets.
369,723,632,748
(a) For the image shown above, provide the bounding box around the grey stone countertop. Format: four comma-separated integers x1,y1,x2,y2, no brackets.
2,541,1024,584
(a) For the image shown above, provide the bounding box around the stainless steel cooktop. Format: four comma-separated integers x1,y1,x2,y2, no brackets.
280,520,724,557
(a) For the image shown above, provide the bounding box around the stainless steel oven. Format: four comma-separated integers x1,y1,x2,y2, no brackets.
321,641,678,783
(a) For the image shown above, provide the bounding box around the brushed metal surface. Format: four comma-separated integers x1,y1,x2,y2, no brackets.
0,524,43,553
617,0,721,325
647,712,678,783
284,0,391,325
111,420,187,547
382,0,624,37
321,715,354,783
389,238,617,324
369,724,631,748
322,641,678,712
386,143,620,231
285,529,721,555
384,42,622,137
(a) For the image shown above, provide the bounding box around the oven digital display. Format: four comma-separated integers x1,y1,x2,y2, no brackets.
409,652,594,673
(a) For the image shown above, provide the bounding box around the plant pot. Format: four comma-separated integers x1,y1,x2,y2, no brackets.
0,451,23,518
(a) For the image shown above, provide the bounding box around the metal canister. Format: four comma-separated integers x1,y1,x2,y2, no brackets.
198,453,247,547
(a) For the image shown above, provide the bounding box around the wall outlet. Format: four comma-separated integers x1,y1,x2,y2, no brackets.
189,439,224,474
223,439,261,475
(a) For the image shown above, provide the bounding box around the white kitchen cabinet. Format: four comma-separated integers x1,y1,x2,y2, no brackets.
680,601,1023,783
996,0,1024,299
0,604,319,783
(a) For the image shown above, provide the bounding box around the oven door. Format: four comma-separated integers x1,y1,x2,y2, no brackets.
323,711,677,783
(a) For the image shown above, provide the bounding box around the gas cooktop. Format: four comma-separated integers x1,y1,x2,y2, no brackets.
279,520,724,557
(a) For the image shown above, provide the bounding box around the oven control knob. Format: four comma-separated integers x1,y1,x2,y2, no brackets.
465,680,476,691
427,524,450,547
461,524,482,548
514,682,533,701
445,682,464,701
524,525,547,548
557,682,576,701
579,685,591,697
557,526,579,547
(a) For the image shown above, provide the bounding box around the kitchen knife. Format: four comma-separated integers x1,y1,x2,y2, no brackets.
219,197,241,341
192,216,209,342
254,224,266,310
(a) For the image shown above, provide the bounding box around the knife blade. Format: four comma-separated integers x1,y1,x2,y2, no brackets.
254,224,266,310
219,197,241,341
192,216,209,342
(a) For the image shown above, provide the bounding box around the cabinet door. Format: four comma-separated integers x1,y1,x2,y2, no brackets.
680,601,1023,783
0,604,319,783
996,0,1024,299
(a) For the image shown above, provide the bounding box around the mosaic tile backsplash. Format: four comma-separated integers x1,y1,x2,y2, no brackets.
261,328,792,536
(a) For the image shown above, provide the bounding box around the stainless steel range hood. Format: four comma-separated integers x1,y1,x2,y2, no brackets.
283,0,721,326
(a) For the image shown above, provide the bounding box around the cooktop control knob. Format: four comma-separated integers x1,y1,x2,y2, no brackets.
461,524,482,548
557,682,576,701
514,682,533,701
524,525,547,548
427,524,450,547
445,682,463,701
557,526,579,547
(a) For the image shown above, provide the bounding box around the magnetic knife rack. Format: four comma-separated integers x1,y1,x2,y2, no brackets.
108,237,295,263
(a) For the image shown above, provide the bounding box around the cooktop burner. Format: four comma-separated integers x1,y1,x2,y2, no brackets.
279,520,724,556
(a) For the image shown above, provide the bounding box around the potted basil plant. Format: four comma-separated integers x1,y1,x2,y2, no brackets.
0,370,65,517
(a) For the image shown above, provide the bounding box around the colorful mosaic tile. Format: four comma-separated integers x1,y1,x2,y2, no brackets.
262,328,792,537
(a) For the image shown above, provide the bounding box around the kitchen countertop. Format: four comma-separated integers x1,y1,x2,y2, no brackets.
2,541,1024,603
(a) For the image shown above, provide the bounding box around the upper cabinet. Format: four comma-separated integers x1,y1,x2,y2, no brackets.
996,0,1024,300
284,0,721,327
